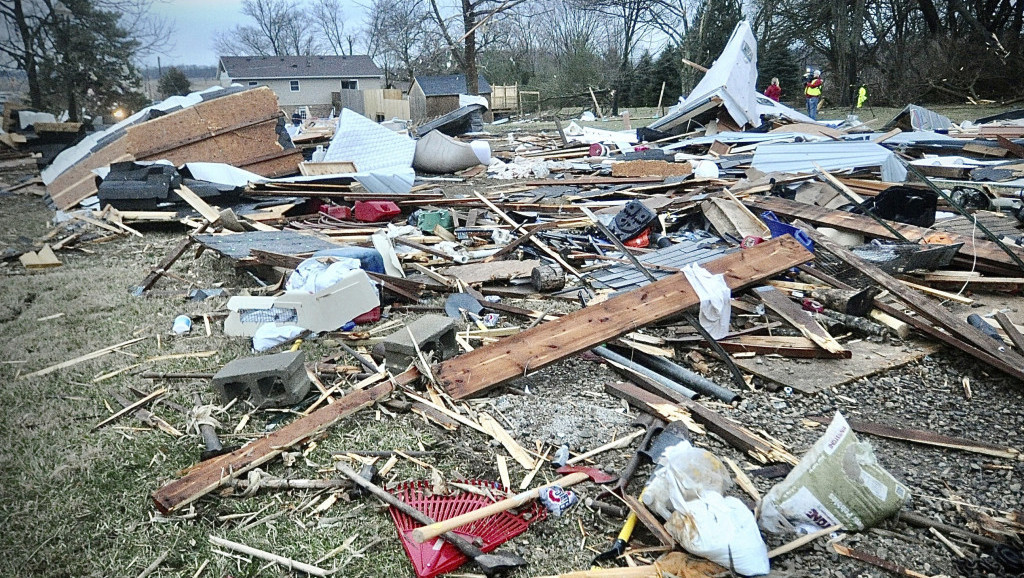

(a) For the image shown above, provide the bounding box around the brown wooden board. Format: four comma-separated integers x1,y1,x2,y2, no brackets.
805,415,1019,459
435,236,813,399
718,335,851,358
733,338,940,393
151,382,391,513
744,195,1024,271
754,285,846,354
438,260,540,284
604,380,797,465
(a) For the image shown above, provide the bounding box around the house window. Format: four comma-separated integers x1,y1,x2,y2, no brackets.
341,80,358,90
299,108,308,119
247,81,258,87
290,80,300,92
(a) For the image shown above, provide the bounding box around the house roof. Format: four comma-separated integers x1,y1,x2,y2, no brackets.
219,55,383,80
415,74,491,96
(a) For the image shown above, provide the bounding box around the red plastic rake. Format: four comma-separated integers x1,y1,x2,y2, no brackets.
387,480,546,578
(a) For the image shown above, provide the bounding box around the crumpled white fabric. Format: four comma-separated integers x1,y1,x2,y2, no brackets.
682,263,731,339
252,324,304,352
286,257,362,293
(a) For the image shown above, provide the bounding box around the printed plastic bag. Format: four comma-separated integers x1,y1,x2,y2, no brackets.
758,412,909,535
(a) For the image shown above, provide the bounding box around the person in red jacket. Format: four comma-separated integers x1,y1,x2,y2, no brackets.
764,77,781,102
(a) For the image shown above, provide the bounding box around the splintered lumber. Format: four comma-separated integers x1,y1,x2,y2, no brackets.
754,286,847,355
606,380,797,465
718,335,852,359
832,543,930,578
745,195,1024,271
133,220,212,294
173,185,221,223
208,536,329,577
152,382,392,513
20,336,148,379
436,236,812,399
19,244,62,269
806,415,1020,459
93,388,165,431
798,222,1024,382
994,312,1024,352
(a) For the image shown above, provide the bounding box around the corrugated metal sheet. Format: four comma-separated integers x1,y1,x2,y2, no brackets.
750,141,908,181
591,238,734,291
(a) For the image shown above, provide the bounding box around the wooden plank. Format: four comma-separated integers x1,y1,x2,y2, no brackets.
436,236,813,399
754,286,847,354
133,221,212,294
478,412,536,469
151,381,392,513
19,244,62,269
994,312,1024,352
806,415,1019,459
20,336,147,379
733,338,939,392
173,185,221,222
996,135,1024,159
604,380,797,465
93,388,165,431
719,335,852,359
797,221,1024,381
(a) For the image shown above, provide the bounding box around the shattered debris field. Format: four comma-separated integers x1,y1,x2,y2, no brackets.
5,88,1024,577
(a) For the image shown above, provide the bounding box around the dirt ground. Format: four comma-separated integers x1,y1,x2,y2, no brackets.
2,107,1024,577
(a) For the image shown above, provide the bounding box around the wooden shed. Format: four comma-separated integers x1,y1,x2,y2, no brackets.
409,74,492,122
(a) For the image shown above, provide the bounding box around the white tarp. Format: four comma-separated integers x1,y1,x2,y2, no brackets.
649,21,812,131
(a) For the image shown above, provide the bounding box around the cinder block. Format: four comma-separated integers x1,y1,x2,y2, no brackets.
211,350,310,408
382,315,459,373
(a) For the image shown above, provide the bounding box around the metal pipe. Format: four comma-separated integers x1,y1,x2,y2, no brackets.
611,345,741,403
592,346,698,399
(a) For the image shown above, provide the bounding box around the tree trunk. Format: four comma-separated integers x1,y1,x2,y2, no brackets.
463,0,479,95
11,0,43,108
918,0,942,34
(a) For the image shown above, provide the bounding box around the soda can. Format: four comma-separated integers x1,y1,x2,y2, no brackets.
538,485,578,517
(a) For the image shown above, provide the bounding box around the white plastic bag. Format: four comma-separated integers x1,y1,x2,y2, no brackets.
681,263,732,339
643,442,769,576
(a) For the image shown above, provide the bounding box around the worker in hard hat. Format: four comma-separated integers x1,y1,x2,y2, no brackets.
804,70,823,120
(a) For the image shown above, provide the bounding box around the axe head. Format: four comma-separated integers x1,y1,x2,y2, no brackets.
640,420,690,465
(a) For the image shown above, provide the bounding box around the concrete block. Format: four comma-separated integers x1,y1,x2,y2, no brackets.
382,314,459,373
211,350,310,408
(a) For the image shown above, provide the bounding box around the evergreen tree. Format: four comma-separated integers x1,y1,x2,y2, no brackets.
681,0,743,92
758,43,801,105
38,0,142,121
158,67,192,98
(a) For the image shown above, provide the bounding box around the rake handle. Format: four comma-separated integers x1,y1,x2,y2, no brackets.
411,471,591,543
335,463,486,558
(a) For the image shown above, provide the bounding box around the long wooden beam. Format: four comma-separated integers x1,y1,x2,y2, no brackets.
744,195,1024,271
435,236,813,399
797,221,1024,382
151,382,392,513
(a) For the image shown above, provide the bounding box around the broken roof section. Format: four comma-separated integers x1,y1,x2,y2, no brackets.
648,21,812,135
882,105,953,132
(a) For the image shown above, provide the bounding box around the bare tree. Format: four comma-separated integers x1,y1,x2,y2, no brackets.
311,0,348,55
426,0,531,94
365,0,434,84
216,0,320,56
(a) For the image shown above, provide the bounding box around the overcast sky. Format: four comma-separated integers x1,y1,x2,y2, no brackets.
144,0,367,68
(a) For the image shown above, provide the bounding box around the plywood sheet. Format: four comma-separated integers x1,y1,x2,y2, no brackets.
733,339,940,392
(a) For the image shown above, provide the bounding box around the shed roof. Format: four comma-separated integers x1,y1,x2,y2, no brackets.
219,55,383,79
415,74,491,96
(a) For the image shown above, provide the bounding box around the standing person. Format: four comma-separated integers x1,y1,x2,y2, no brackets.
764,77,781,102
804,70,823,120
